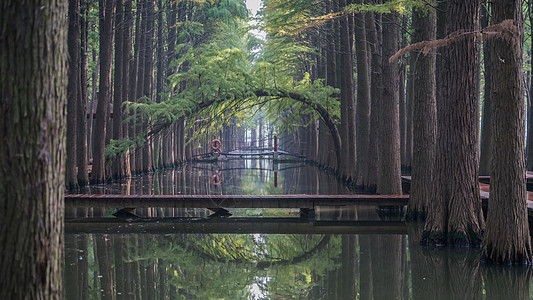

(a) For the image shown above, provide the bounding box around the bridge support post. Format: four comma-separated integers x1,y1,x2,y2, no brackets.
273,136,278,160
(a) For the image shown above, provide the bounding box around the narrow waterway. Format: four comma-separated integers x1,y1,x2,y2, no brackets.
64,159,533,299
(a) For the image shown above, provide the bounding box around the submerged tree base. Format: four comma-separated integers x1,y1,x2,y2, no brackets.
421,230,483,248
482,244,533,265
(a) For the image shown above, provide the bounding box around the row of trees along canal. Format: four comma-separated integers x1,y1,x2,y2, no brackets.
2,0,533,298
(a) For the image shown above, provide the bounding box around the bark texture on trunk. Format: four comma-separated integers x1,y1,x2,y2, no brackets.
365,11,381,193
378,5,402,195
354,6,370,187
338,0,356,181
67,0,80,189
423,0,485,247
408,1,437,220
113,0,125,178
77,0,90,186
92,0,116,183
482,0,532,264
0,1,67,298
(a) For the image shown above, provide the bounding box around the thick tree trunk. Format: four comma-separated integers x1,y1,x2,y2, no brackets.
92,0,116,183
423,0,485,247
0,1,67,298
482,0,532,264
354,6,370,187
67,0,80,189
378,6,402,195
407,1,437,220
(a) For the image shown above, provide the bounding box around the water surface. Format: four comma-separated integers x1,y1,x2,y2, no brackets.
64,159,533,299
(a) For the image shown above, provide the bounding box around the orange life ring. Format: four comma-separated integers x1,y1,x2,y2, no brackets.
211,173,221,185
210,139,221,152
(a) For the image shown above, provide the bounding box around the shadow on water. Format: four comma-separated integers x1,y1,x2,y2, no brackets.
64,160,533,299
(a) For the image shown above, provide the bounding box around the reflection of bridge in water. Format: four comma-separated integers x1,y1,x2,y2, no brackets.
65,218,407,235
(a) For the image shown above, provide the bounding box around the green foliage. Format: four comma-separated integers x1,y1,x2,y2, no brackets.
110,0,339,158
345,0,427,15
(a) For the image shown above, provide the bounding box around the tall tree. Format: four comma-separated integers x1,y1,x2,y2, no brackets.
77,0,90,186
113,0,126,178
354,3,371,187
407,1,437,220
67,0,80,189
143,0,156,172
482,0,532,263
378,2,402,195
338,0,357,181
122,0,133,178
92,0,116,183
365,11,382,192
422,0,485,247
0,0,67,298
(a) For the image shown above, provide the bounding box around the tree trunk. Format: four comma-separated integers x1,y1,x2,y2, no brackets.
0,1,67,298
378,4,402,195
156,0,166,167
113,0,125,179
87,51,99,164
354,5,370,187
339,0,356,181
67,0,80,189
143,0,155,172
77,0,90,186
365,11,381,193
478,1,492,175
122,0,132,178
407,0,437,220
135,0,147,173
92,0,116,183
423,0,485,247
482,0,532,264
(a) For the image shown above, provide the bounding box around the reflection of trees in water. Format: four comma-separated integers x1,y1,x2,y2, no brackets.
408,222,484,300
65,233,343,299
482,265,532,300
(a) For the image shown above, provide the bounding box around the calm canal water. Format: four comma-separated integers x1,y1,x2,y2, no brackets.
64,159,533,299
